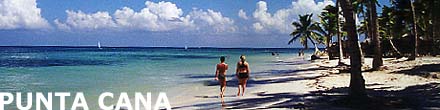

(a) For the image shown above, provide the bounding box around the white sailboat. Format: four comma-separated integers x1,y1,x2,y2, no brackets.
97,41,102,49
184,45,188,50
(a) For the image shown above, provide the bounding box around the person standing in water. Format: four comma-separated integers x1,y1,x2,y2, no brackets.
215,56,228,98
236,55,250,96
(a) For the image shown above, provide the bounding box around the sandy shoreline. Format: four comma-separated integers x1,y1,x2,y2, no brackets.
170,56,440,109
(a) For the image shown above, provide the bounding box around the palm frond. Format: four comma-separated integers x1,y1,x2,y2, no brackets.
288,34,302,44
291,22,302,28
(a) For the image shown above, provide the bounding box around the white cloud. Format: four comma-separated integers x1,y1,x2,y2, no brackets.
253,23,263,31
189,9,237,33
111,1,192,31
55,10,116,30
238,9,248,20
53,19,69,30
145,1,182,20
55,1,236,33
0,0,50,29
112,7,188,31
251,0,334,34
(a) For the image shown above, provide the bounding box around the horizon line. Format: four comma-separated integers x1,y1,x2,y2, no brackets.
0,45,325,49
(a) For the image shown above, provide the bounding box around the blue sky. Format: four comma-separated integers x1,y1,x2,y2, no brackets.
0,0,391,48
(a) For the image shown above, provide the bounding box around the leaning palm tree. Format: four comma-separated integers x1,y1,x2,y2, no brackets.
288,14,324,55
379,6,402,57
340,0,367,99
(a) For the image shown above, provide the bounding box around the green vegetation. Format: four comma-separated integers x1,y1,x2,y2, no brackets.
288,14,324,55
289,0,439,100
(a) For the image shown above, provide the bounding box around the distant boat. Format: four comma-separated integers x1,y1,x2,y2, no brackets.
184,45,188,50
97,41,102,49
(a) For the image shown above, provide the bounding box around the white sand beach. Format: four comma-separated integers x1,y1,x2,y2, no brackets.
170,56,440,109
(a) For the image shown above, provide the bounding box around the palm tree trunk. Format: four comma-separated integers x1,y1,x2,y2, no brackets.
387,20,401,56
340,0,367,99
434,0,440,55
425,0,434,55
389,39,401,56
336,0,344,65
365,4,371,40
369,0,383,70
408,0,418,60
326,33,332,59
314,44,319,54
308,37,320,54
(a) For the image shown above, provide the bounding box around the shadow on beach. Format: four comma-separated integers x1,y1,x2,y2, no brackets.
173,82,440,110
173,58,440,110
393,64,440,78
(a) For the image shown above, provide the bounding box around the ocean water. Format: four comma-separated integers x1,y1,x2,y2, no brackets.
0,46,313,109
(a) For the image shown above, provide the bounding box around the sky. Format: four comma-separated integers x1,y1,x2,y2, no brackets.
0,0,391,48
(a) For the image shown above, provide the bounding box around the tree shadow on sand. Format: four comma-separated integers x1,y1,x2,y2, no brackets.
393,64,440,78
172,83,440,110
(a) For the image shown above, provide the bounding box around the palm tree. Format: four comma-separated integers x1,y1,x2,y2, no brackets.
392,0,412,39
336,0,344,65
408,0,418,60
368,0,383,70
379,6,402,57
289,14,324,55
318,5,338,58
434,1,440,55
353,0,382,69
339,0,367,98
415,0,434,55
388,0,438,56
357,20,368,38
353,0,371,40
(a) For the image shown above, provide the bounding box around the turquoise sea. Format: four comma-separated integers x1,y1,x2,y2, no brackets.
0,46,314,109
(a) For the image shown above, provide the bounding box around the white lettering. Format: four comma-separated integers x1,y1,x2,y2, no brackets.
115,92,133,110
0,92,13,110
71,93,88,110
135,92,151,110
99,92,113,110
54,92,70,110
16,93,32,110
36,92,52,110
154,92,171,110
0,92,171,110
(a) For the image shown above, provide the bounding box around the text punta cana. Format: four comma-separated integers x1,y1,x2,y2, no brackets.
0,92,171,110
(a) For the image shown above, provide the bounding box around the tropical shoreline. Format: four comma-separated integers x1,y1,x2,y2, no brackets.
171,56,440,109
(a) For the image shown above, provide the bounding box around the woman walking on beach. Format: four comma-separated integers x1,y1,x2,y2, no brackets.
236,55,250,96
215,56,228,98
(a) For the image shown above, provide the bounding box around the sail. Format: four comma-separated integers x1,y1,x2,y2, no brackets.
98,42,102,49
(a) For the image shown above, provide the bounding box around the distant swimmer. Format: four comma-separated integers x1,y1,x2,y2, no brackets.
215,56,228,98
236,55,250,96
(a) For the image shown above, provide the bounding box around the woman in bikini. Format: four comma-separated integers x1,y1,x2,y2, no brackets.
215,56,228,98
236,55,250,96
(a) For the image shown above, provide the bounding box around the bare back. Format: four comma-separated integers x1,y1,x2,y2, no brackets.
217,63,228,75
